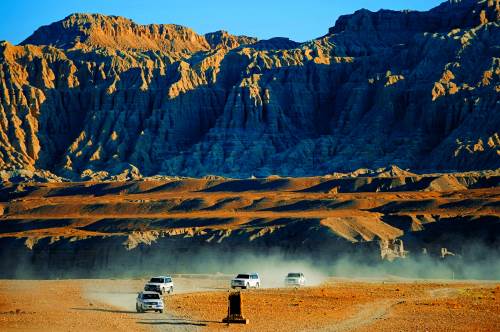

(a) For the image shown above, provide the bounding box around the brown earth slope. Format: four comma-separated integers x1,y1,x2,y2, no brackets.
0,172,498,278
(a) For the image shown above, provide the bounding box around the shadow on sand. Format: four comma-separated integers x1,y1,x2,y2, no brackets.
137,318,223,327
72,307,137,314
138,321,207,326
73,308,222,326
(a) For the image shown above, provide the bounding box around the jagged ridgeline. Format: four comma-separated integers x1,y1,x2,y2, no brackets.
0,0,499,180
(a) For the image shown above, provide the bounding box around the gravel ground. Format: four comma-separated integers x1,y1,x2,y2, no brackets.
0,277,498,331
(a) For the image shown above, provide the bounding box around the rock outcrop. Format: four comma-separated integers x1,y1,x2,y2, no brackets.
0,0,499,179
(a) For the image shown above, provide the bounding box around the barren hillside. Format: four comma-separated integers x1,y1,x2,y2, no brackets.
0,0,498,179
0,170,498,278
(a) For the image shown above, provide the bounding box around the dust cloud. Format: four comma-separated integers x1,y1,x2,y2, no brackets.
213,253,328,287
186,242,500,283
58,242,500,312
5,236,499,282
84,280,139,311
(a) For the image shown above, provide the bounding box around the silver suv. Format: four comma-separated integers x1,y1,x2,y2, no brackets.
136,291,164,313
284,272,306,287
144,276,174,295
231,273,260,289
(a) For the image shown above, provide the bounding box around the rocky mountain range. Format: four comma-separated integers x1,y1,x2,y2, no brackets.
0,0,499,179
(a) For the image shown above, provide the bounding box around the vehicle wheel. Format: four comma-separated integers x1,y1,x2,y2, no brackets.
136,304,140,313
168,287,173,294
256,282,260,289
160,309,164,313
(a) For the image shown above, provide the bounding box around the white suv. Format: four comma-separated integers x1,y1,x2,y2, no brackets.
144,276,174,295
284,272,306,287
231,273,260,289
136,291,164,313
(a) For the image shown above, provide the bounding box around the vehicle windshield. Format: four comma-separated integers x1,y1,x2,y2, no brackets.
287,273,301,278
236,274,250,279
150,278,163,283
143,293,160,300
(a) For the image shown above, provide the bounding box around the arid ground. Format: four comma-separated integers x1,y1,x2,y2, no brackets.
0,277,498,331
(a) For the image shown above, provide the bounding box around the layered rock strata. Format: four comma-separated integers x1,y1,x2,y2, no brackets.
0,0,498,179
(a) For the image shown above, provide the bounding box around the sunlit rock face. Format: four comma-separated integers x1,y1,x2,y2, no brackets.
0,0,499,179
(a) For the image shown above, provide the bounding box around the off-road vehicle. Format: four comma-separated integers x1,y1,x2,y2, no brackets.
231,273,260,289
136,291,164,313
284,272,306,287
144,276,174,294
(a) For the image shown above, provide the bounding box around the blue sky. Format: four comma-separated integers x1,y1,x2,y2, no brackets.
1,0,444,44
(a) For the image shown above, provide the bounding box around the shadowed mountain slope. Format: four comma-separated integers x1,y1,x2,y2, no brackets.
0,0,498,179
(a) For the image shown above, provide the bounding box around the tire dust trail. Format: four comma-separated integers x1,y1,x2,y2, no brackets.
82,278,228,331
84,291,203,332
316,285,462,332
314,299,399,332
428,287,460,299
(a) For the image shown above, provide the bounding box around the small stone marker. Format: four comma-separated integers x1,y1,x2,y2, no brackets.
222,291,249,324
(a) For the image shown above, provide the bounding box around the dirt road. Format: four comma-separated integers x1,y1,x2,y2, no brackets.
83,277,230,331
0,277,227,332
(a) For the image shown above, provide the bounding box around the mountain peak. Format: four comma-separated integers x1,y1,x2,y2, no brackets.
204,30,257,49
21,13,207,53
1,1,499,178
21,13,259,54
328,0,498,35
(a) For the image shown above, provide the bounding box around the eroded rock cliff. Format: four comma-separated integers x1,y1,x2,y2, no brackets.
0,0,499,179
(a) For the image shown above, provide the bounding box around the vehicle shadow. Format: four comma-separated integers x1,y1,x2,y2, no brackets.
138,321,207,326
71,307,137,314
137,318,223,326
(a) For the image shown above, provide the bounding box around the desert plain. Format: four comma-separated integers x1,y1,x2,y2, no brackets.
0,276,499,331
